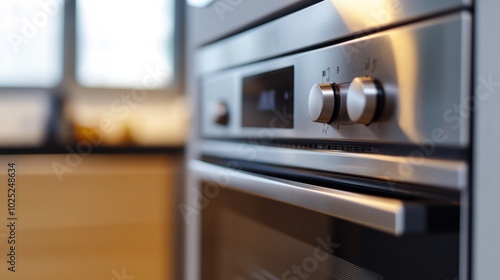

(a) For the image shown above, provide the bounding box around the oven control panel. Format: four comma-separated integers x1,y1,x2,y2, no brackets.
201,13,471,148
308,76,384,125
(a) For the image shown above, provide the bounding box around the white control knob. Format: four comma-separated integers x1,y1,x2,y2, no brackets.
346,77,383,124
308,83,336,123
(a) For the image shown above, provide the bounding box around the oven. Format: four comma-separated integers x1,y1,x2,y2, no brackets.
185,1,472,279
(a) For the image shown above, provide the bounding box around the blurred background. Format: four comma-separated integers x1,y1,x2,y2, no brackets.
0,0,186,279
0,0,187,148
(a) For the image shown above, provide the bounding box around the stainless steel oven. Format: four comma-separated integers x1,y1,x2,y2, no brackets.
185,1,475,279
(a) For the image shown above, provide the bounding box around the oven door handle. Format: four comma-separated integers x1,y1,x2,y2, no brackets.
189,160,458,236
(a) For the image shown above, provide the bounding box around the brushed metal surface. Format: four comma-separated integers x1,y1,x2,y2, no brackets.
187,0,303,47
197,0,471,73
201,13,471,147
190,159,453,236
473,0,500,279
200,140,468,190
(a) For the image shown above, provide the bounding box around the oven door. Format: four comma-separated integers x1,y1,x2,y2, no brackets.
185,160,460,280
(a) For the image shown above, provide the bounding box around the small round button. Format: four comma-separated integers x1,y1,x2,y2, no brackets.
213,102,229,125
346,77,383,124
308,84,336,123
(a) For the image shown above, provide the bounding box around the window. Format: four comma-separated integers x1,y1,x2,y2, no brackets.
0,0,177,89
0,0,64,87
76,0,175,89
0,0,183,147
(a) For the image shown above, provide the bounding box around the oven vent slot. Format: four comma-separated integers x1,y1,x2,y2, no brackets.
268,142,374,153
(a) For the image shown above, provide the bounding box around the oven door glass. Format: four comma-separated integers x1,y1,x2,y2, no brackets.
201,187,459,280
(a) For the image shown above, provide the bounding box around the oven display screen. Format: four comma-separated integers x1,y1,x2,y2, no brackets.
242,66,294,128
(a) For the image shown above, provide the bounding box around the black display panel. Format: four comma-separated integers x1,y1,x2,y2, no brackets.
242,66,294,128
